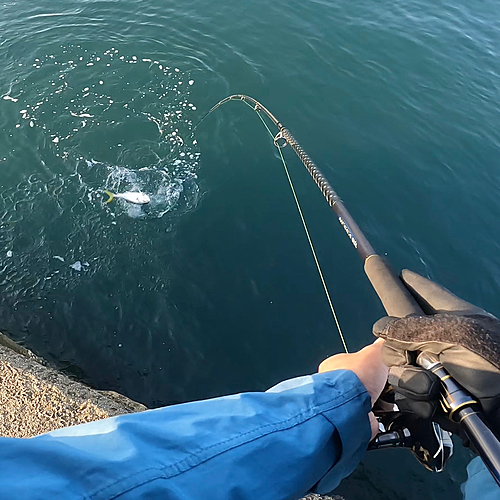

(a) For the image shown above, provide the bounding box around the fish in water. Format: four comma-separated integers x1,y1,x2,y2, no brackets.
104,190,150,205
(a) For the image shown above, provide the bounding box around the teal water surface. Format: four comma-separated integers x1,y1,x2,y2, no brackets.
2,0,500,498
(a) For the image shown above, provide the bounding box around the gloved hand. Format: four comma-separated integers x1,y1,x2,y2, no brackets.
372,270,500,436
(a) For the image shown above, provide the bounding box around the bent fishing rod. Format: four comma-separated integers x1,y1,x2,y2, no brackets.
196,95,421,318
196,94,500,485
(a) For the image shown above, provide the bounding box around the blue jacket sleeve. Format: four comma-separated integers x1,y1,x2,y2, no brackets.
0,369,372,500
462,457,500,500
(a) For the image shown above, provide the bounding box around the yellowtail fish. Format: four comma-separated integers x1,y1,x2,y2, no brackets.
104,190,150,205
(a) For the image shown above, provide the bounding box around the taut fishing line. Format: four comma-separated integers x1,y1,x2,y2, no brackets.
195,95,348,353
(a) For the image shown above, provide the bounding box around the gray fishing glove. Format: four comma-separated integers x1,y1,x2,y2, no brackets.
372,270,500,435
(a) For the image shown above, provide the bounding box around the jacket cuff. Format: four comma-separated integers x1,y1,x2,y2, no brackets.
314,370,372,493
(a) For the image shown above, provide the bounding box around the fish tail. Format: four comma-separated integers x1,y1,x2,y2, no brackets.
104,190,114,204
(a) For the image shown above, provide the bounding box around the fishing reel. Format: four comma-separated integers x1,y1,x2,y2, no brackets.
368,388,453,473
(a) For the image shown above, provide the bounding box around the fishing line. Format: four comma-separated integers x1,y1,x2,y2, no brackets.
195,95,348,353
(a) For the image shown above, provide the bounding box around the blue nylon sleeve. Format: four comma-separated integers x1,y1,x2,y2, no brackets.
0,369,372,500
462,457,500,500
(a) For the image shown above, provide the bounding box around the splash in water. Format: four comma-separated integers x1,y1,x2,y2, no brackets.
5,44,201,219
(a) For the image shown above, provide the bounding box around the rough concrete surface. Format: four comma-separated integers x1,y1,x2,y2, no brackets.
0,333,145,438
301,495,343,500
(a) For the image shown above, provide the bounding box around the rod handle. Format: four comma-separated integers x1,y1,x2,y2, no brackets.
364,255,423,318
418,353,500,487
459,408,500,487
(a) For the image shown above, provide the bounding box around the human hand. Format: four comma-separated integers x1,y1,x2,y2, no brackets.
318,339,388,439
373,269,500,434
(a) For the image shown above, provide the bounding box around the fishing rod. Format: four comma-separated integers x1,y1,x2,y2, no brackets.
196,94,500,484
196,95,422,318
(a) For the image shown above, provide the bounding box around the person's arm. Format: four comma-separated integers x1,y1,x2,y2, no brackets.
0,342,389,500
0,370,369,500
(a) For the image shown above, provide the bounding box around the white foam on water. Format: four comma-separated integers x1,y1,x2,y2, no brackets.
70,261,82,271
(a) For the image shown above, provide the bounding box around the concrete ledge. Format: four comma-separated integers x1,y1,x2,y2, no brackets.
0,332,145,438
